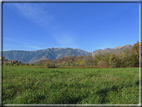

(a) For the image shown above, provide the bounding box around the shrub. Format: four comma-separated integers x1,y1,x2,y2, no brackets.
109,61,117,68
20,63,24,65
16,63,19,66
79,63,85,67
5,63,9,65
98,60,107,68
76,64,79,66
31,63,34,66
71,64,74,66
37,63,42,66
44,62,56,68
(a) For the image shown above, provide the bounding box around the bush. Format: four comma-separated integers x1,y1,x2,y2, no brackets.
71,64,74,66
76,64,79,66
20,63,24,65
44,62,56,68
79,63,85,67
37,63,42,66
5,63,9,65
31,63,34,66
98,60,107,68
16,63,19,66
109,61,117,68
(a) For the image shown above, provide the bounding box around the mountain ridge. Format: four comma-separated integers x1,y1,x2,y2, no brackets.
3,44,133,63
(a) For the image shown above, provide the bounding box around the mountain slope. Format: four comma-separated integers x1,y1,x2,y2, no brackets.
3,44,133,63
3,48,92,63
93,44,133,54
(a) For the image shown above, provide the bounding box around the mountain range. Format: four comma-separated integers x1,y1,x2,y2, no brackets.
3,44,133,63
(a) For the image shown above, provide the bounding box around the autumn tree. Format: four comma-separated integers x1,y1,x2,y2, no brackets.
130,41,140,67
123,47,132,67
131,41,139,55
79,58,85,67
44,62,56,68
98,60,107,68
84,55,92,66
109,53,117,68
77,59,81,65
93,50,105,66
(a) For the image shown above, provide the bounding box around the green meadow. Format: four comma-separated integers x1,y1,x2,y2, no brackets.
3,65,139,104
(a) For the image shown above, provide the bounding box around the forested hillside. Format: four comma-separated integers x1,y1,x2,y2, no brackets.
3,44,133,64
35,41,140,68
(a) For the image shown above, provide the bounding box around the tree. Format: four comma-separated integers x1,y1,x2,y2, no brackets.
131,41,139,55
31,63,34,66
84,56,92,66
79,59,85,67
130,53,139,67
130,41,140,67
93,50,105,66
44,62,56,68
67,60,72,64
19,61,21,63
98,60,107,68
103,52,111,66
109,53,117,68
123,47,132,67
16,63,19,66
77,59,81,64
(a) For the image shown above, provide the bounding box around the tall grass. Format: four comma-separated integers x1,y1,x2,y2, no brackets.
3,66,139,104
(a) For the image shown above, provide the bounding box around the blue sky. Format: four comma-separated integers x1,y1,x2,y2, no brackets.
3,3,139,52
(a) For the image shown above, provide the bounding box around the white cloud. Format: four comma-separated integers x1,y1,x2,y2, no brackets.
7,3,54,27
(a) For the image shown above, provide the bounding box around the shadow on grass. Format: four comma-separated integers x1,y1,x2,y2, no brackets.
86,73,100,77
95,82,138,104
96,88,109,104
51,70,63,74
135,80,141,86
52,93,83,104
32,94,46,104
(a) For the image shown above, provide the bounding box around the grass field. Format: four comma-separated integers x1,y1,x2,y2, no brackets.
2,65,139,104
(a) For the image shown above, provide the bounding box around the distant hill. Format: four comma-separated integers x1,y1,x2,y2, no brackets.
35,55,89,65
3,44,133,63
93,44,133,54
3,48,92,63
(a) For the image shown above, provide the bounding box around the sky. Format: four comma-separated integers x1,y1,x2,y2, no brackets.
3,2,139,52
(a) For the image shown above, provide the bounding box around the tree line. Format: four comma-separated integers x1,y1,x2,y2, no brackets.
44,41,141,68
4,41,141,68
92,41,140,68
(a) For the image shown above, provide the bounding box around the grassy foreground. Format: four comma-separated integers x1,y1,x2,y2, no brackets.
3,65,139,104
